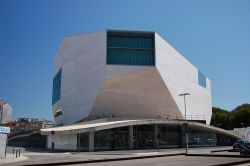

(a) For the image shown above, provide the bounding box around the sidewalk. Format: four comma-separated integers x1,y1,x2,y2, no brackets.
0,153,28,165
0,146,239,166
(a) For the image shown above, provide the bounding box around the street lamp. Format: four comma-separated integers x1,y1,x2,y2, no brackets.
179,93,190,155
241,123,244,128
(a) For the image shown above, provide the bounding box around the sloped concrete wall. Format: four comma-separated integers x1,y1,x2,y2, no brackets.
89,68,182,120
53,31,107,125
155,33,212,124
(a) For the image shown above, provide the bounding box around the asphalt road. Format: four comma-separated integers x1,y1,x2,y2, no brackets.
2,147,250,166
70,155,250,166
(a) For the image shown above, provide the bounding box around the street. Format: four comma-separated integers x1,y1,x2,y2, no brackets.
70,155,250,166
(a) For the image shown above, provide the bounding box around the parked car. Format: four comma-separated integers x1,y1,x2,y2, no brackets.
239,143,250,156
232,140,249,150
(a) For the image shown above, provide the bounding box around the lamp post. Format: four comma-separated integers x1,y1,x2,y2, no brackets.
179,93,190,155
241,123,244,128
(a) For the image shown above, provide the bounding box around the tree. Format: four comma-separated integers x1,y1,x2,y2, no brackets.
211,107,231,129
211,103,250,130
231,104,250,128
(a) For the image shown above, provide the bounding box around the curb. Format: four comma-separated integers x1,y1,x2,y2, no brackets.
0,155,29,165
211,149,232,153
212,159,250,166
186,153,248,158
21,153,185,166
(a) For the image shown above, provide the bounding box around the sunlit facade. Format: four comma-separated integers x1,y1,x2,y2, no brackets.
52,30,212,126
0,99,12,124
41,30,242,152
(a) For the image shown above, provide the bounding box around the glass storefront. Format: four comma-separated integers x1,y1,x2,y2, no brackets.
76,124,237,151
188,128,217,147
216,133,236,146
133,125,154,149
158,125,181,148
77,133,89,151
94,127,129,151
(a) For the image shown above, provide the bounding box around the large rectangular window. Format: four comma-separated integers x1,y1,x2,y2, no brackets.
52,69,62,105
107,30,155,66
198,70,206,88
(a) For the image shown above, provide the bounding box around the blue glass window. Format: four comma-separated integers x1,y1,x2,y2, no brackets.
52,69,62,105
54,109,62,117
107,31,155,66
198,70,206,88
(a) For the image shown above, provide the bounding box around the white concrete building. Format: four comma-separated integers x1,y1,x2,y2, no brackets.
52,30,212,126
0,99,12,124
42,30,241,152
230,127,250,142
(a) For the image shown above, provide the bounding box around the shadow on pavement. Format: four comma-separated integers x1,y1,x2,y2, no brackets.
186,153,250,158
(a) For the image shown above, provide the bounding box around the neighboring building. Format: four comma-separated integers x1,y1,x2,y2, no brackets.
13,118,45,133
6,118,53,148
0,99,12,124
4,118,54,135
41,30,241,152
43,120,55,128
229,127,250,142
9,118,46,134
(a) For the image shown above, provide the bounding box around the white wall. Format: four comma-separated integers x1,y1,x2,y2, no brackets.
53,31,107,125
0,103,12,124
231,127,250,142
0,134,7,158
47,134,77,150
106,65,151,79
155,33,212,124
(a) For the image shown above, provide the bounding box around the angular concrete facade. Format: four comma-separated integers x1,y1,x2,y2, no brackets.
53,31,107,125
90,68,183,120
52,30,212,126
155,34,212,124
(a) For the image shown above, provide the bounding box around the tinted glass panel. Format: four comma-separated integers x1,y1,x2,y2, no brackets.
107,48,154,66
133,125,154,149
54,110,62,117
52,69,61,105
107,31,155,66
95,127,129,150
198,70,206,88
158,125,181,148
188,128,216,147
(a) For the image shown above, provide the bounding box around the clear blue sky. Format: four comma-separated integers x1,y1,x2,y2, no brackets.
1,0,250,120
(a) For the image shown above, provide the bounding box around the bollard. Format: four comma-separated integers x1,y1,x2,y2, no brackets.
13,148,21,158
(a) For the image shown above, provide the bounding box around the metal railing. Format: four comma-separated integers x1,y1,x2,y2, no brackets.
185,115,206,120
